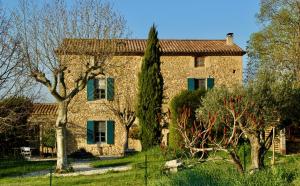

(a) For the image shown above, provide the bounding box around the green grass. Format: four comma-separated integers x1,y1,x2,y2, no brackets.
0,147,166,186
0,159,55,178
159,152,300,186
0,148,299,186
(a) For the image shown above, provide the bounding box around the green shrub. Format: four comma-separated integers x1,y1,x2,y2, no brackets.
41,127,56,148
169,89,206,150
237,140,251,170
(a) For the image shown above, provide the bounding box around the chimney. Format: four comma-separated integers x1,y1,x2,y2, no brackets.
226,33,234,45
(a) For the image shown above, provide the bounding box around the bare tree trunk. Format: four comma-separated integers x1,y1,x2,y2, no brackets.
55,101,69,172
248,134,264,171
124,127,129,152
229,151,244,173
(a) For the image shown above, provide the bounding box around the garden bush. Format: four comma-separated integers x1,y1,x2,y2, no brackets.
169,89,206,151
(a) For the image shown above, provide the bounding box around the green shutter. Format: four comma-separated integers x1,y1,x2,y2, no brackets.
87,79,95,101
106,77,114,101
187,78,195,91
107,120,115,145
87,121,95,144
207,78,215,89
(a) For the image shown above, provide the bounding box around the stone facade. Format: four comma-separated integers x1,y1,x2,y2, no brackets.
62,54,243,156
59,37,244,156
160,55,242,109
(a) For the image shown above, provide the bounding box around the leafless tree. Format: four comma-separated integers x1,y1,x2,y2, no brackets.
0,4,39,135
178,103,245,173
14,0,127,172
0,5,32,99
105,93,136,152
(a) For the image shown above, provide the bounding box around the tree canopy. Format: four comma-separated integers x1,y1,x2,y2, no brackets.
247,0,300,80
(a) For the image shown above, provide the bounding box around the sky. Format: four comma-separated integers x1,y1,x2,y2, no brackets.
109,0,261,50
3,0,261,51
2,0,262,102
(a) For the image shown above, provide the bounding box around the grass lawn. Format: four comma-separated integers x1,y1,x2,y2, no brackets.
1,148,300,186
0,159,55,178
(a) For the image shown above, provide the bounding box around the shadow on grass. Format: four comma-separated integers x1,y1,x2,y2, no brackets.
93,161,131,168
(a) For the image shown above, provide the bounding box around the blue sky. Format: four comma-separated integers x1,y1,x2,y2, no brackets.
109,0,261,51
2,0,261,101
3,0,261,52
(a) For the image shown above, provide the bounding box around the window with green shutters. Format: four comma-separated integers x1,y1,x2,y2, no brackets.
86,120,115,145
87,120,95,144
86,77,114,101
187,78,195,91
106,78,114,101
207,77,214,89
87,80,95,101
187,77,214,91
107,120,115,144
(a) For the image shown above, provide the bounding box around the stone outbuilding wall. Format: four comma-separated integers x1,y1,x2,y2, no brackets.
27,103,57,155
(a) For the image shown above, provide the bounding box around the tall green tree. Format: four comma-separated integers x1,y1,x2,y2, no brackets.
247,0,300,81
137,25,164,150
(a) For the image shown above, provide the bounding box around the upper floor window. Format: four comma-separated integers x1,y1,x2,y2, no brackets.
87,77,114,101
194,57,205,67
95,78,106,99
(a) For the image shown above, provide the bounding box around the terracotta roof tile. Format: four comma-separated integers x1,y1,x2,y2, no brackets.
31,103,58,115
57,38,245,56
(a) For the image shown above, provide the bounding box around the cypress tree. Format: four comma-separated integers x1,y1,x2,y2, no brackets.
137,25,164,150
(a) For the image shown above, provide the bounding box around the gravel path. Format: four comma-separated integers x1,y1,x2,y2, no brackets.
22,161,132,177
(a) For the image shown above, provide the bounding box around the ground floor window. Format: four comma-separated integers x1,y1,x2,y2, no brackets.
87,120,115,145
95,121,106,143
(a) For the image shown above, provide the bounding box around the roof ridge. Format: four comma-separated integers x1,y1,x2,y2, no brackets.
64,38,226,41
59,38,246,56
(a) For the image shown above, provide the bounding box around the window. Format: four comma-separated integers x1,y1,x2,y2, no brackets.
87,120,115,144
187,77,214,91
194,57,205,67
95,78,106,99
87,78,114,101
94,121,106,143
194,79,206,89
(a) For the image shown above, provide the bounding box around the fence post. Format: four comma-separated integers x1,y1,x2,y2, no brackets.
49,167,53,186
243,143,246,171
144,154,147,186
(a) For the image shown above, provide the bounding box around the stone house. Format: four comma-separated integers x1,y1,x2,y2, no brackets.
28,33,299,156
54,33,246,156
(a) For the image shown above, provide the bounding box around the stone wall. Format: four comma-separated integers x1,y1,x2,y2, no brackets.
63,54,243,156
27,114,57,153
64,55,141,156
161,55,242,110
